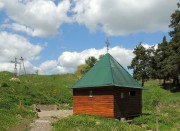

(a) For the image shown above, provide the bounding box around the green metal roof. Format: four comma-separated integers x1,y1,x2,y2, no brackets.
71,53,142,89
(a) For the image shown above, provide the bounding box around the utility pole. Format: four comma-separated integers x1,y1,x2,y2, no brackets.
19,56,26,75
11,57,20,76
11,56,26,76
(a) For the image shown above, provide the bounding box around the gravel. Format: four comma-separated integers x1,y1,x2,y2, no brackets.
30,110,73,131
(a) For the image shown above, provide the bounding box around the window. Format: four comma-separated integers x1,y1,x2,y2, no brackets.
89,90,93,97
121,92,124,99
129,91,136,96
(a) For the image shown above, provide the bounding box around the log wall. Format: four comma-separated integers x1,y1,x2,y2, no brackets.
73,87,114,117
114,87,142,118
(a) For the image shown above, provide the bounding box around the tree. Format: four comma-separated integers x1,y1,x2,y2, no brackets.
154,36,171,86
169,3,180,85
75,56,97,78
99,54,105,60
75,64,90,78
85,56,97,68
128,43,151,87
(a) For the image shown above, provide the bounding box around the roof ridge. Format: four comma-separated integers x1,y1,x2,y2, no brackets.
109,54,141,87
108,54,115,85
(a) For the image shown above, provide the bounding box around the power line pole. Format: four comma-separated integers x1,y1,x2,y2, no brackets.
19,56,26,75
11,57,26,76
11,57,20,76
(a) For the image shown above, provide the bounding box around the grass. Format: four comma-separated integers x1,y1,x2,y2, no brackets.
53,114,145,131
53,80,180,131
132,80,180,131
0,71,78,130
0,105,35,131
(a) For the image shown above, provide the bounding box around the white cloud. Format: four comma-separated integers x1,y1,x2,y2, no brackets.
1,0,178,37
58,48,105,68
0,31,43,73
35,46,134,74
39,60,58,74
52,46,134,74
73,0,179,36
53,66,70,74
1,23,36,36
2,0,71,37
0,31,43,62
110,46,134,66
141,43,158,50
0,0,4,10
23,61,39,74
0,63,14,72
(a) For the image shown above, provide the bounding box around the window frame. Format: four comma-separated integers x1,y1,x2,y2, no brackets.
120,92,124,99
129,91,136,96
89,90,93,97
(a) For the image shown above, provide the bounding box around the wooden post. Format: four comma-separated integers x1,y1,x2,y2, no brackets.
38,96,42,104
156,113,159,131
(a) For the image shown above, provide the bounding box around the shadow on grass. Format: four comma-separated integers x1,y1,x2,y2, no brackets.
141,113,151,116
125,113,151,121
161,83,180,93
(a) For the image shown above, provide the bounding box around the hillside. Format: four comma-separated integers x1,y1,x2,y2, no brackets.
0,71,78,130
0,71,179,130
136,80,180,130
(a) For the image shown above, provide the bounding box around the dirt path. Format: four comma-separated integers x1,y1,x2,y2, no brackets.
30,110,73,131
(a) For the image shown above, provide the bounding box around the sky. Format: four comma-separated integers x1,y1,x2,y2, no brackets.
0,0,179,75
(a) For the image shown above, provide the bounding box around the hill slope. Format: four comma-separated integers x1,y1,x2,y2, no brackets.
0,71,78,130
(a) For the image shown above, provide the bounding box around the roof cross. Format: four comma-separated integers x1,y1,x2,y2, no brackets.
105,39,110,53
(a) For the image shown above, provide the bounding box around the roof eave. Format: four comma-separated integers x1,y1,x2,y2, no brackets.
71,84,143,89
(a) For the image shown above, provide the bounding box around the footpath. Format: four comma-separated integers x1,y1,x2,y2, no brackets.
30,110,72,131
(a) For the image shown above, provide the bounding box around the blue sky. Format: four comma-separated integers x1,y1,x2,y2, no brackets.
0,0,178,74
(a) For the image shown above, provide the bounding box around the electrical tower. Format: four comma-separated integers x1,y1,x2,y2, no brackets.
19,56,26,75
11,57,26,76
11,57,20,76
